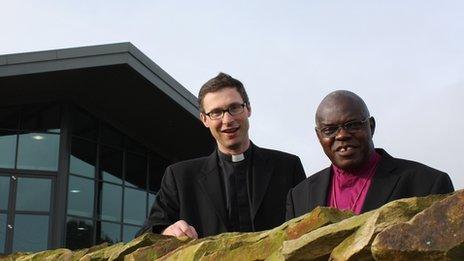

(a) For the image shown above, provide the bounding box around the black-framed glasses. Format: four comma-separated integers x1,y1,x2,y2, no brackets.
316,117,370,138
204,103,247,120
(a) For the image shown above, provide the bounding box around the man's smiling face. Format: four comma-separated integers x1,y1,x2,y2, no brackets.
315,91,375,171
201,87,251,155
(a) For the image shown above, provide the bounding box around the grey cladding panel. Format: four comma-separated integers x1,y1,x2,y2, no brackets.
0,54,128,77
6,50,57,65
0,55,6,65
57,42,131,59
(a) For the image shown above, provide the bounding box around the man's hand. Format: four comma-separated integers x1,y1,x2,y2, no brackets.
162,220,198,239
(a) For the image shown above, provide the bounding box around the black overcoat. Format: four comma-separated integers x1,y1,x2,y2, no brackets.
138,144,306,237
286,149,454,220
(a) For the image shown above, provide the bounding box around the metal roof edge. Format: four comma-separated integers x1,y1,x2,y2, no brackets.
126,43,199,110
0,42,200,113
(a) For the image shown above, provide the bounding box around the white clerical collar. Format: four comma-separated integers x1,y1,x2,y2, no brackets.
231,154,245,162
217,147,251,163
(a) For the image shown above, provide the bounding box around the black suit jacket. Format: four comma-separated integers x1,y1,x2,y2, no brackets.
286,149,454,220
138,144,306,237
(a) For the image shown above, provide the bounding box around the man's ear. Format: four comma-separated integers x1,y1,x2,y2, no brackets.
200,113,209,128
369,117,376,136
246,104,252,117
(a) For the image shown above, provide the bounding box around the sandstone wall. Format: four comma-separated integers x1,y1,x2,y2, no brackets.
2,190,463,261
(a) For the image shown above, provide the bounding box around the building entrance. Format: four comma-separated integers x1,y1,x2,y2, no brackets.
0,173,54,254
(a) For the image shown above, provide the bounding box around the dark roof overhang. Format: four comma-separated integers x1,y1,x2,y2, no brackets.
0,43,214,161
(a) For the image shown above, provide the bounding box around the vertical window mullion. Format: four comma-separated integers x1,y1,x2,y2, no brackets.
146,154,150,218
121,150,126,241
94,120,101,245
5,174,17,253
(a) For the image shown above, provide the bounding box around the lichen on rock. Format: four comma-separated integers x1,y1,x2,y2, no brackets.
372,190,464,260
1,190,463,261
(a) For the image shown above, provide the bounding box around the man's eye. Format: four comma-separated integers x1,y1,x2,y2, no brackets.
209,110,222,117
321,127,337,135
229,105,242,112
345,121,363,130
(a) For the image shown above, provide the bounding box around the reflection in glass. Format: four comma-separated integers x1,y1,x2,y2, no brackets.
100,182,122,222
12,214,49,253
66,217,94,250
71,108,98,141
17,133,59,171
100,147,123,184
16,178,51,212
70,138,96,178
98,221,120,244
125,153,147,189
100,124,123,148
148,193,156,217
0,176,10,210
20,104,60,133
124,188,146,225
0,106,20,129
125,138,146,155
149,155,170,192
123,225,140,243
68,176,94,218
0,213,6,253
0,131,16,169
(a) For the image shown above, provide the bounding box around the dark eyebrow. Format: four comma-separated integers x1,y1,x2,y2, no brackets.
209,102,243,111
318,122,337,127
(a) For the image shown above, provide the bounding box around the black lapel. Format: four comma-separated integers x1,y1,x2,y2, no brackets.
308,168,331,211
362,149,400,212
196,150,228,226
251,145,273,219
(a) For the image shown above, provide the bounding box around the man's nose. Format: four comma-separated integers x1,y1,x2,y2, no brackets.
222,110,235,123
335,127,351,140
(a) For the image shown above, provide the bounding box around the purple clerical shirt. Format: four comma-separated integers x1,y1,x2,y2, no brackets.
327,151,381,214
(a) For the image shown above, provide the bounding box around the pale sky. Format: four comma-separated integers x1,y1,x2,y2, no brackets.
2,1,463,189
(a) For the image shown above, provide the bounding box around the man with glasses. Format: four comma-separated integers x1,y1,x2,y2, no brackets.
138,72,305,238
286,90,454,219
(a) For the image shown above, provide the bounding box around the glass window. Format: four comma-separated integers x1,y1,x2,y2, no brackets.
12,214,49,253
125,138,146,155
71,108,98,141
65,217,94,250
100,146,123,184
20,104,60,133
15,177,51,212
123,188,146,225
148,193,156,217
17,133,60,171
123,225,141,243
67,176,94,218
0,131,16,169
0,176,10,210
100,182,122,222
100,124,123,148
70,138,96,178
148,155,169,192
0,213,6,253
98,221,120,244
0,106,20,130
125,153,147,189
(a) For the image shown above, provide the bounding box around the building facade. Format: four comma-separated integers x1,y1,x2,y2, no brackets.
0,43,214,254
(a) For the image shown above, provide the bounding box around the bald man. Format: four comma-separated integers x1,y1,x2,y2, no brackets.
286,90,454,219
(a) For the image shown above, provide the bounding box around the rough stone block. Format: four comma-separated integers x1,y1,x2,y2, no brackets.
159,207,352,260
330,194,447,260
372,190,464,260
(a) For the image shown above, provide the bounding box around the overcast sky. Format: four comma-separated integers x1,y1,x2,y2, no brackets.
2,1,463,189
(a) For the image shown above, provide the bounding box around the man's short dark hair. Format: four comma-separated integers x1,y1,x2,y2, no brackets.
198,72,250,112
